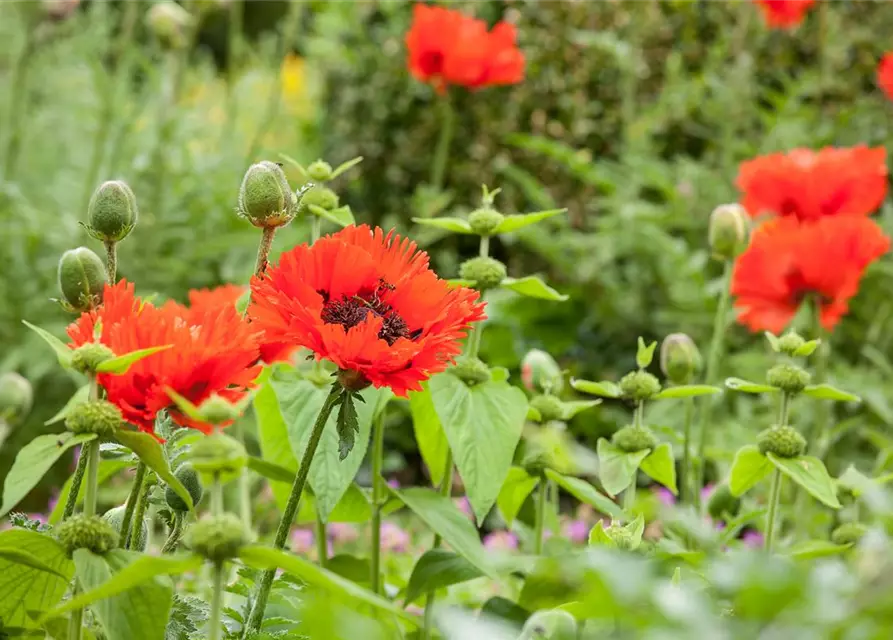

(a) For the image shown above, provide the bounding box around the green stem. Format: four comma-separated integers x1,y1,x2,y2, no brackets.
209,561,225,640
311,213,322,244
83,442,100,517
680,397,695,504
211,473,223,515
479,235,490,258
105,241,118,283
765,469,783,553
370,411,386,594
463,234,490,359
254,226,277,277
244,384,342,635
533,481,547,555
811,305,830,455
231,422,252,532
315,509,328,568
1,23,36,183
127,472,153,550
161,512,185,554
68,600,84,640
429,92,455,191
119,462,147,544
62,452,89,521
423,450,454,640
624,481,637,513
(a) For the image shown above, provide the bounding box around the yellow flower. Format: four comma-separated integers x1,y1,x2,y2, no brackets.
280,53,306,109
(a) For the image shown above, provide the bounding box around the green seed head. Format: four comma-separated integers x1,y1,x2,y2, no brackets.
757,425,806,458
467,207,505,236
521,349,563,394
58,247,108,313
71,342,116,375
458,256,507,290
766,364,811,394
298,184,340,213
196,394,243,426
0,372,33,426
56,515,119,557
64,400,122,438
186,513,249,563
660,333,701,385
776,332,807,356
830,522,868,546
708,203,750,261
237,161,296,228
306,160,333,182
529,394,565,423
612,424,658,453
449,357,490,387
706,482,742,521
190,432,247,478
86,180,138,243
165,465,204,512
619,370,661,402
102,505,148,552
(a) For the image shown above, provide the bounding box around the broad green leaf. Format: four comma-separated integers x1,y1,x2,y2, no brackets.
296,483,402,524
404,549,484,605
526,406,543,422
729,445,773,497
802,384,861,403
570,379,621,398
725,378,779,394
45,384,90,425
559,400,601,420
654,385,721,399
640,443,678,495
330,156,364,180
544,469,624,519
49,459,131,525
794,340,821,357
496,467,540,525
237,545,419,626
0,546,69,578
596,439,650,497
0,529,74,630
115,430,193,512
309,204,355,228
391,487,497,578
22,320,73,368
636,337,656,368
500,276,568,301
589,521,614,547
253,367,299,511
492,209,566,234
95,345,173,374
409,385,451,486
1,432,97,517
411,217,474,234
767,454,841,508
787,540,852,559
246,455,295,483
428,373,528,523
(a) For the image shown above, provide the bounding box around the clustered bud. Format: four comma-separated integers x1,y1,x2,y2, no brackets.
195,394,243,426
529,394,565,423
298,184,340,216
602,522,636,550
306,160,333,182
467,207,505,236
831,522,868,546
708,203,750,261
86,180,138,243
71,343,116,375
660,333,701,385
58,247,108,313
706,483,742,521
520,349,563,394
190,432,248,479
619,370,661,402
165,465,204,512
766,364,811,394
56,514,119,556
187,513,249,563
449,357,491,386
146,1,194,50
238,161,296,228
776,332,807,356
612,424,658,453
757,425,806,458
0,372,33,426
458,256,507,290
102,505,148,552
65,400,122,438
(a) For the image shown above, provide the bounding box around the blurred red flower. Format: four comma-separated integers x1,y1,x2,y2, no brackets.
405,3,524,93
731,216,890,333
248,225,486,397
187,284,246,322
752,0,815,29
736,146,888,221
878,53,893,102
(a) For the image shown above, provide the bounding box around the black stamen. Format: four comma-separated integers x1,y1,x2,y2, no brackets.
320,279,419,346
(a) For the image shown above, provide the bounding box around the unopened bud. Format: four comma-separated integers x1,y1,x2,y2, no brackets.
71,343,116,375
660,333,701,385
757,425,806,458
165,465,204,512
619,370,661,402
831,522,868,546
458,256,507,290
146,1,193,50
529,394,564,423
58,247,108,312
0,372,33,426
706,483,741,521
602,522,636,550
766,364,811,394
65,400,122,438
237,161,296,228
467,207,505,236
86,180,138,243
521,349,563,394
187,513,250,562
190,432,247,479
299,184,340,212
776,332,806,356
102,505,148,552
195,394,242,426
56,515,119,557
612,424,658,453
708,204,749,261
450,357,490,386
306,160,333,182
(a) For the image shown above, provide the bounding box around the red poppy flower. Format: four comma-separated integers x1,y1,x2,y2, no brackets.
736,146,888,222
752,0,815,29
187,284,246,322
68,281,260,434
878,53,893,102
248,225,486,397
731,216,890,333
405,3,524,94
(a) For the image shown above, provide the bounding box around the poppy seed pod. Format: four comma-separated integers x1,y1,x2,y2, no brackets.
660,333,701,385
87,180,138,243
237,161,296,228
708,204,750,261
102,505,148,552
58,247,108,312
521,349,563,394
0,372,32,426
165,465,203,512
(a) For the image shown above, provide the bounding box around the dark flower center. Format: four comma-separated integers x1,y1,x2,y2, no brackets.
320,279,417,346
783,267,832,306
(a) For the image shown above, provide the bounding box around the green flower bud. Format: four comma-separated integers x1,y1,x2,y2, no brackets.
0,372,33,426
757,425,806,458
619,370,661,402
708,203,750,261
187,513,249,563
196,394,242,426
190,432,247,479
521,349,563,394
306,160,333,182
458,256,507,290
603,523,636,550
71,342,116,375
65,400,122,437
165,465,203,512
102,505,148,552
660,333,701,385
612,424,658,453
449,357,490,386
146,1,193,50
56,515,119,557
831,522,868,546
299,184,340,212
237,161,296,228
766,364,811,394
467,207,505,236
86,180,138,243
776,332,806,357
522,451,549,478
58,247,108,312
530,394,564,423
706,483,741,521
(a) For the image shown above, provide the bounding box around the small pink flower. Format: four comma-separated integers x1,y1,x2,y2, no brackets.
454,496,474,520
655,487,676,507
291,528,315,554
483,530,518,551
380,521,410,553
701,484,716,502
562,519,589,544
328,522,358,543
387,478,401,489
741,530,764,548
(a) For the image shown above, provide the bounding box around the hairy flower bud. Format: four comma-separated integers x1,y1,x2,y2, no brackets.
612,424,658,453
757,425,806,458
56,515,119,556
238,161,296,228
299,184,340,212
458,256,507,289
86,180,138,243
190,432,247,478
0,372,33,426
660,333,701,385
766,364,811,394
165,465,203,512
146,1,193,50
521,349,563,394
831,522,868,546
71,342,116,375
102,505,148,552
619,370,661,402
706,483,741,521
195,394,242,426
776,332,806,356
708,204,749,261
603,522,636,550
530,394,564,423
306,160,333,182
58,247,108,312
65,400,122,437
187,513,249,563
467,207,505,236
448,357,490,387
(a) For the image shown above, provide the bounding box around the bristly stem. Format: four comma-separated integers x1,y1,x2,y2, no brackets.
209,561,225,640
244,383,342,635
533,480,547,555
1,21,36,183
126,471,153,550
422,449,454,640
105,241,118,283
254,226,277,277
315,508,328,568
119,461,147,544
765,469,783,553
369,410,386,594
430,91,455,191
62,452,89,521
83,442,100,517
161,511,184,554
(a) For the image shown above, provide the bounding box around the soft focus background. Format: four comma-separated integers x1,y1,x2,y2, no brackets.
3,0,893,513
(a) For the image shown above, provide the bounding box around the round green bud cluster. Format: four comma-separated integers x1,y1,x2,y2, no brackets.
766,364,811,394
102,505,148,552
306,160,333,182
58,247,108,313
757,425,806,458
71,342,116,375
830,522,868,546
777,332,806,356
706,483,742,521
299,184,340,212
0,372,33,426
612,424,658,453
450,357,490,387
146,1,193,50
197,394,242,426
238,161,296,228
458,257,507,289
619,370,661,402
522,451,549,478
65,400,122,437
521,349,563,394
530,394,564,423
190,432,247,478
87,180,138,243
660,333,701,385
708,203,750,261
187,513,249,563
604,523,636,550
56,515,119,557
467,207,505,236
165,465,203,512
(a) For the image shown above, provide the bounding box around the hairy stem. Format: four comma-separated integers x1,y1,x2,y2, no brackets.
161,512,185,554
765,469,783,553
118,462,147,544
254,226,277,277
370,411,386,594
62,452,89,521
105,241,118,283
533,480,547,555
209,561,226,640
430,92,455,191
83,442,100,517
423,450,454,639
126,472,153,550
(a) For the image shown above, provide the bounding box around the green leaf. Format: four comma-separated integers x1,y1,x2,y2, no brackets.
729,445,773,497
654,385,722,399
500,276,568,301
725,378,779,394
411,217,474,234
764,332,781,352
0,529,74,630
0,546,69,579
409,385,450,486
309,204,355,228
636,337,656,368
22,320,73,368
49,459,131,525
404,549,484,605
836,465,874,497
115,430,193,512
559,400,601,420
570,379,621,398
45,384,90,425
253,367,299,511
237,545,419,626
1,432,97,517
596,439,650,497
496,467,540,525
786,540,852,559
544,469,624,519
802,384,861,403
246,456,295,483
278,152,306,176
639,443,678,495
767,453,841,508
296,483,397,524
492,209,566,234
526,406,543,422
330,156,364,180
95,345,173,374
336,391,360,461
428,372,528,524
794,340,821,357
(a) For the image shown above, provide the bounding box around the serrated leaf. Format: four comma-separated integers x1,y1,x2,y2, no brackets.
496,467,540,525
404,549,484,605
115,430,194,512
0,546,69,578
802,384,861,403
544,469,624,519
22,320,73,368
570,379,621,398
639,443,678,495
725,377,780,394
336,391,359,461
330,156,363,180
636,337,656,368
409,384,451,486
492,209,566,234
411,217,474,234
654,385,722,399
596,439,650,497
501,276,568,301
729,445,773,496
767,454,841,508
96,345,173,374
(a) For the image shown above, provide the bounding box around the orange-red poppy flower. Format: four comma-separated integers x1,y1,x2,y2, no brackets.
731,216,890,333
187,284,246,322
405,3,524,94
68,281,260,434
736,146,888,222
248,225,486,397
752,0,815,29
878,53,893,102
